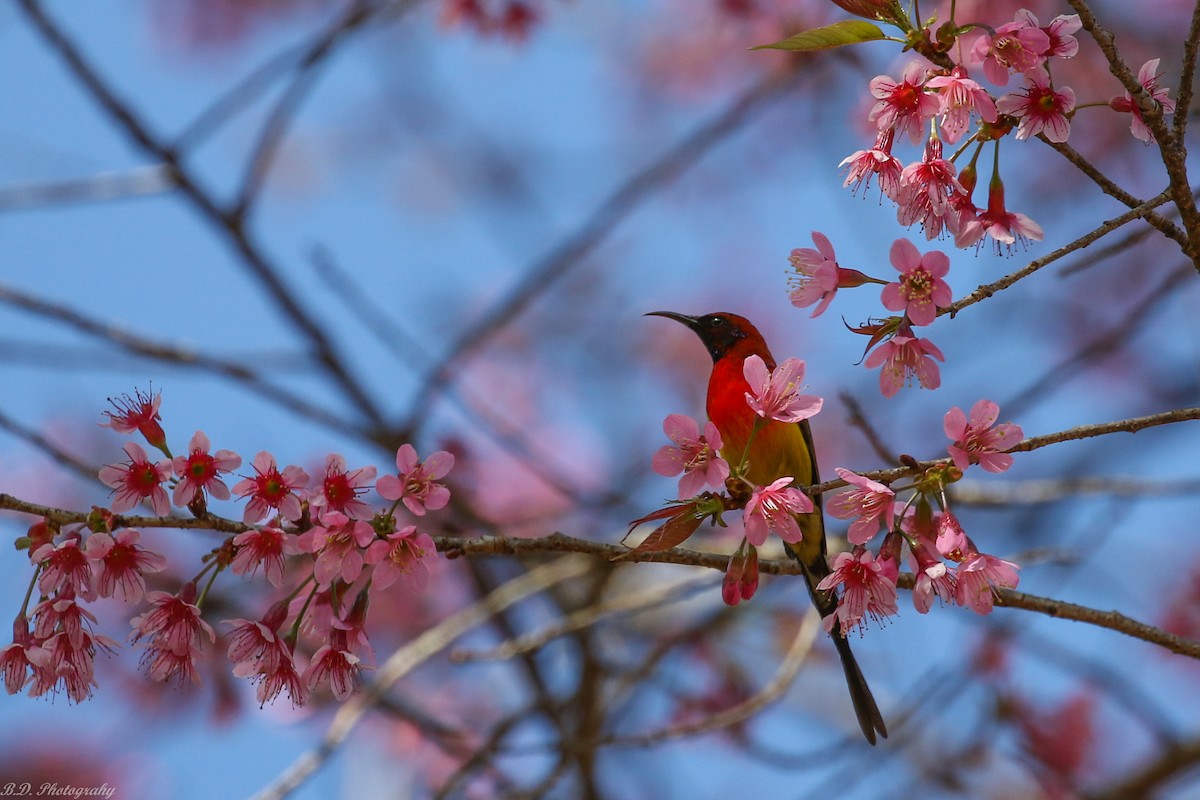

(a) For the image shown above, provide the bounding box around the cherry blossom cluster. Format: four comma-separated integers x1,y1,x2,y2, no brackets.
790,232,950,397
636,355,1024,632
1,389,452,706
822,398,1025,632
828,6,1174,251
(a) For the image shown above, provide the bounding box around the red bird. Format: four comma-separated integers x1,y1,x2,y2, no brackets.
649,310,887,745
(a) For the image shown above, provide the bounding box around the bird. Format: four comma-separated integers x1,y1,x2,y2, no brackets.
647,310,887,745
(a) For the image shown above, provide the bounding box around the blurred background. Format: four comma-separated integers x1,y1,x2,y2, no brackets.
1,0,1199,797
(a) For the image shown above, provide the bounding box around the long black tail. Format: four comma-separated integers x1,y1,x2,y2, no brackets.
800,561,888,745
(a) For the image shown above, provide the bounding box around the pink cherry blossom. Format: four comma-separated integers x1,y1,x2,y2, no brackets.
788,232,842,317
98,441,172,516
945,399,1024,473
365,524,437,591
935,511,969,561
816,550,899,634
232,451,310,524
910,538,957,614
946,191,985,248
827,468,895,545
226,617,283,677
840,128,903,200
31,591,97,651
84,528,167,602
255,649,308,706
171,430,241,507
1016,10,1081,60
31,535,94,600
0,617,50,695
864,334,945,398
310,453,377,521
302,629,361,701
925,67,997,144
956,549,1020,614
996,71,1076,142
299,511,376,587
978,178,1043,250
743,477,813,547
377,444,454,516
743,355,823,424
225,605,308,705
894,137,963,238
232,526,303,587
881,238,952,326
129,584,215,685
867,61,940,143
100,387,168,455
970,20,1050,86
28,628,113,702
651,414,729,499
1110,58,1176,143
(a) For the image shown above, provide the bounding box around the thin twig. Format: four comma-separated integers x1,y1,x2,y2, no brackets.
1041,140,1187,248
839,391,901,466
0,282,363,438
451,572,717,662
232,0,404,219
950,476,1200,506
810,406,1200,495
0,165,175,211
943,192,1172,317
1003,263,1193,417
311,245,622,506
598,608,820,748
0,410,99,484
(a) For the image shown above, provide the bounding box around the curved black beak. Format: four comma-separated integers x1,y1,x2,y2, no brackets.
645,310,701,332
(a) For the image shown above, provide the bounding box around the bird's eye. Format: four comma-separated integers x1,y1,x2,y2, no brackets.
704,316,723,329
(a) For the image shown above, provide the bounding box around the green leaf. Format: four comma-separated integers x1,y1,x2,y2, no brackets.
752,20,886,52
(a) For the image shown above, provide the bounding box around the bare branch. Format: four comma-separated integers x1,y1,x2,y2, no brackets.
0,165,175,211
1003,263,1193,417
0,409,99,484
0,282,364,439
1041,140,1187,248
599,608,819,748
451,572,716,662
840,391,902,466
16,0,386,425
950,476,1200,506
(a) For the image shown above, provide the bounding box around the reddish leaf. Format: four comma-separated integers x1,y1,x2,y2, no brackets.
630,509,703,553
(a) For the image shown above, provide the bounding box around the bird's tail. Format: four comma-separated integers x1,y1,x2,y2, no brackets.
797,552,888,746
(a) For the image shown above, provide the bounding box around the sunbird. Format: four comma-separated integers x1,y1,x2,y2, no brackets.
648,310,887,745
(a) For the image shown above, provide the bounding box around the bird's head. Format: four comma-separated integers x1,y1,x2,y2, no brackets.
645,311,772,364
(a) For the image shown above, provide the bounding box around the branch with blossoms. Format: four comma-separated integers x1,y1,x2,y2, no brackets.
0,390,454,706
762,0,1189,250
1,387,1197,709
757,2,1200,396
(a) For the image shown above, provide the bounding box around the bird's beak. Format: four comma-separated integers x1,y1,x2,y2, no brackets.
645,310,701,332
